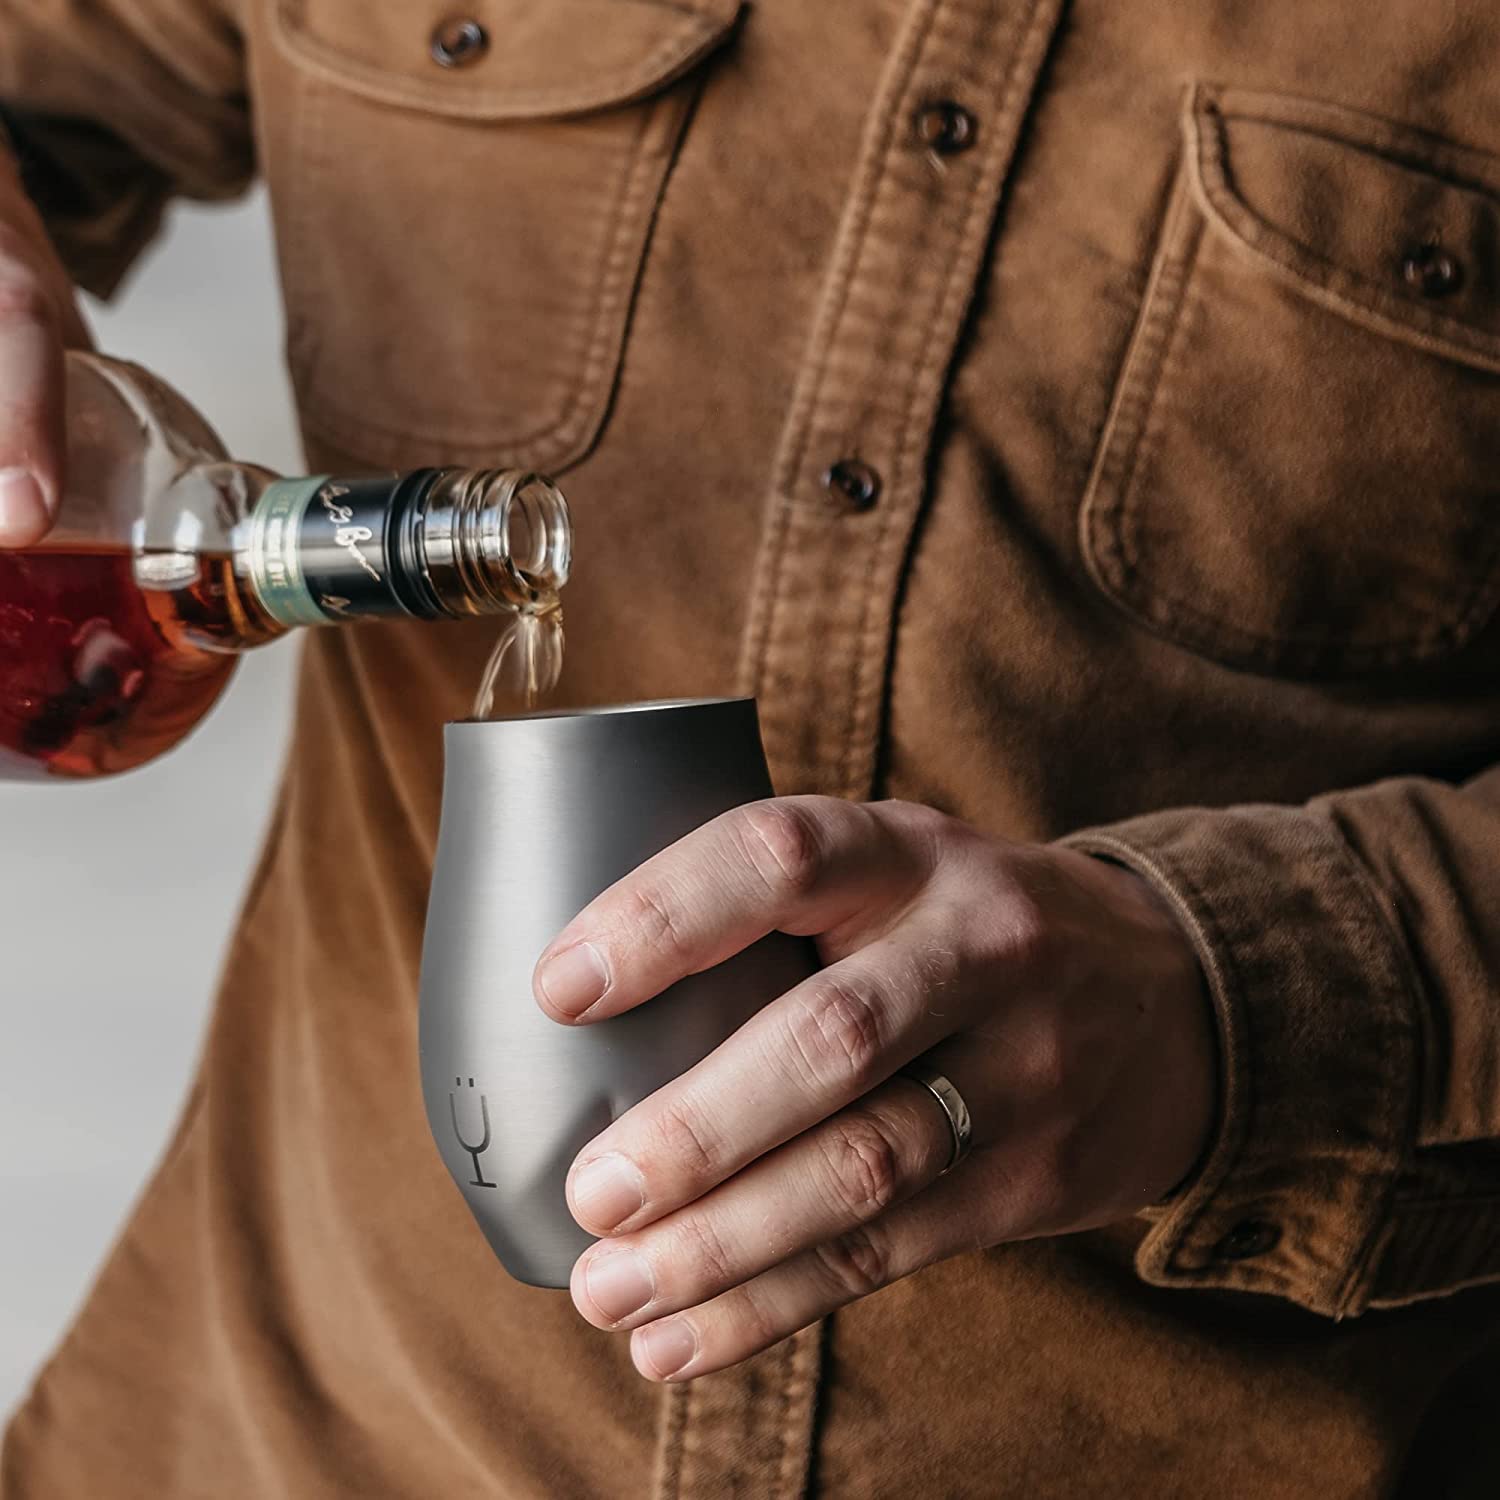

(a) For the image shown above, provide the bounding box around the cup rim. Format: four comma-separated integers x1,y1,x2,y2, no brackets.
450,696,752,726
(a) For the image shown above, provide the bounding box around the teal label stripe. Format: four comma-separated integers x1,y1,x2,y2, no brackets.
249,476,336,628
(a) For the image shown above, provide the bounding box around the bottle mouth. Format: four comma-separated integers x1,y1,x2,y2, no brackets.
417,468,573,617
499,475,571,601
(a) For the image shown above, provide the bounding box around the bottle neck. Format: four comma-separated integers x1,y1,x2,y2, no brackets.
241,468,570,630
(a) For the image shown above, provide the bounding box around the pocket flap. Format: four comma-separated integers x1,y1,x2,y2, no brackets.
274,0,742,120
1189,84,1500,373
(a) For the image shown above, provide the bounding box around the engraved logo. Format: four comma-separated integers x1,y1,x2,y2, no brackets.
316,482,383,583
449,1077,497,1188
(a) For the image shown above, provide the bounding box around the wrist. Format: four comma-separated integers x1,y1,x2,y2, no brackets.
1074,851,1220,1205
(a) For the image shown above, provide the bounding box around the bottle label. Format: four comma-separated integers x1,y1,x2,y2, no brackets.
248,475,429,628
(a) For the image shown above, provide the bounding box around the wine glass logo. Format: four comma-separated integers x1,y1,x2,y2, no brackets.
449,1077,497,1188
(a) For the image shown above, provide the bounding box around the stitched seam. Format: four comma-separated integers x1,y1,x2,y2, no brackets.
1066,833,1256,1284
652,1387,687,1499
735,0,943,708
1224,115,1500,204
297,92,684,459
1077,821,1417,1308
304,104,648,447
790,1327,819,1498
773,1331,802,1499
274,1,720,120
844,0,1055,797
1371,1262,1500,1305
675,1374,703,1497
1206,82,1500,196
1079,170,1200,598
837,1,979,795
838,0,997,794
1111,217,1202,592
1193,96,1500,374
774,0,944,499
1086,104,1500,670
1182,834,1392,1302
1313,812,1432,1314
1111,133,1500,661
837,0,980,460
1186,99,1500,657
762,1334,793,1499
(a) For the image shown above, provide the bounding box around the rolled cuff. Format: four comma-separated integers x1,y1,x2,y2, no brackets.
1061,803,1422,1318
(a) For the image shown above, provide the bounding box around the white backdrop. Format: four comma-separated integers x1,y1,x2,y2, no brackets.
0,189,301,1416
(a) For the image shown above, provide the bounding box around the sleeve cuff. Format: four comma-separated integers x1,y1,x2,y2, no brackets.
1061,802,1423,1317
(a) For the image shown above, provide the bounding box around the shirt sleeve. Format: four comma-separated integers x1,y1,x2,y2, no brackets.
0,0,253,296
1061,765,1500,1318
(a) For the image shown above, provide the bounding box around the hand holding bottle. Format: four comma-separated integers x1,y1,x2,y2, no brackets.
0,342,571,777
0,142,92,545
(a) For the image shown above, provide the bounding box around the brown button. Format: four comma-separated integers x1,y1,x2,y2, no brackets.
1212,1219,1281,1262
914,100,977,156
431,16,489,68
822,458,881,510
1400,243,1462,298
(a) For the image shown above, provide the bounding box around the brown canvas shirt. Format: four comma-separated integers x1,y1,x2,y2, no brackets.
4,0,1500,1494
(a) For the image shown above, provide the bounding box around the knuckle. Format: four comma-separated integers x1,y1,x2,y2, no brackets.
1020,1124,1082,1220
813,1224,889,1301
739,800,825,901
785,971,888,1092
997,885,1058,982
820,1111,902,1219
671,1214,737,1293
876,798,959,870
644,1094,723,1185
0,270,52,328
880,798,950,841
1016,1018,1069,1100
618,879,691,965
720,1280,782,1356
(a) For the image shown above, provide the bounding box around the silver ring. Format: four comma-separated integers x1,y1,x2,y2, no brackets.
899,1062,973,1174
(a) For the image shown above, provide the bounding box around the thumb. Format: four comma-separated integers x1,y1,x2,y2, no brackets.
0,192,86,547
0,291,66,546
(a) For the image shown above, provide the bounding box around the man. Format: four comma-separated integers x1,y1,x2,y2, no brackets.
2,0,1499,1495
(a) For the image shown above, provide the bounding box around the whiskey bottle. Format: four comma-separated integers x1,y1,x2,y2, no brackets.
0,353,571,780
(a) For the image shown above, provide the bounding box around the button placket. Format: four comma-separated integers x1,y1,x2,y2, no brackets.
737,0,1067,803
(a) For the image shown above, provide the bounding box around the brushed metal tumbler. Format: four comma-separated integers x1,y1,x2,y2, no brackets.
419,698,819,1288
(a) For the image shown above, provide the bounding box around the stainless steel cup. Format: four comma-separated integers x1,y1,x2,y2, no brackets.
418,697,819,1288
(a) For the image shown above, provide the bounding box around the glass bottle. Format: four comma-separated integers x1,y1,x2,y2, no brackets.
0,352,571,780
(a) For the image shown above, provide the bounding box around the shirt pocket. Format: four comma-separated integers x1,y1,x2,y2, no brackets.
1080,83,1500,678
270,0,740,472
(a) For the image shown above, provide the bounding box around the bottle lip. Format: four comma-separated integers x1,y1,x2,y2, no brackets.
448,696,753,727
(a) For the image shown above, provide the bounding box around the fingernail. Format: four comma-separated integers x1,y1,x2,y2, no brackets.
0,469,47,545
536,941,609,1018
570,1153,645,1233
584,1249,655,1324
634,1319,698,1381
